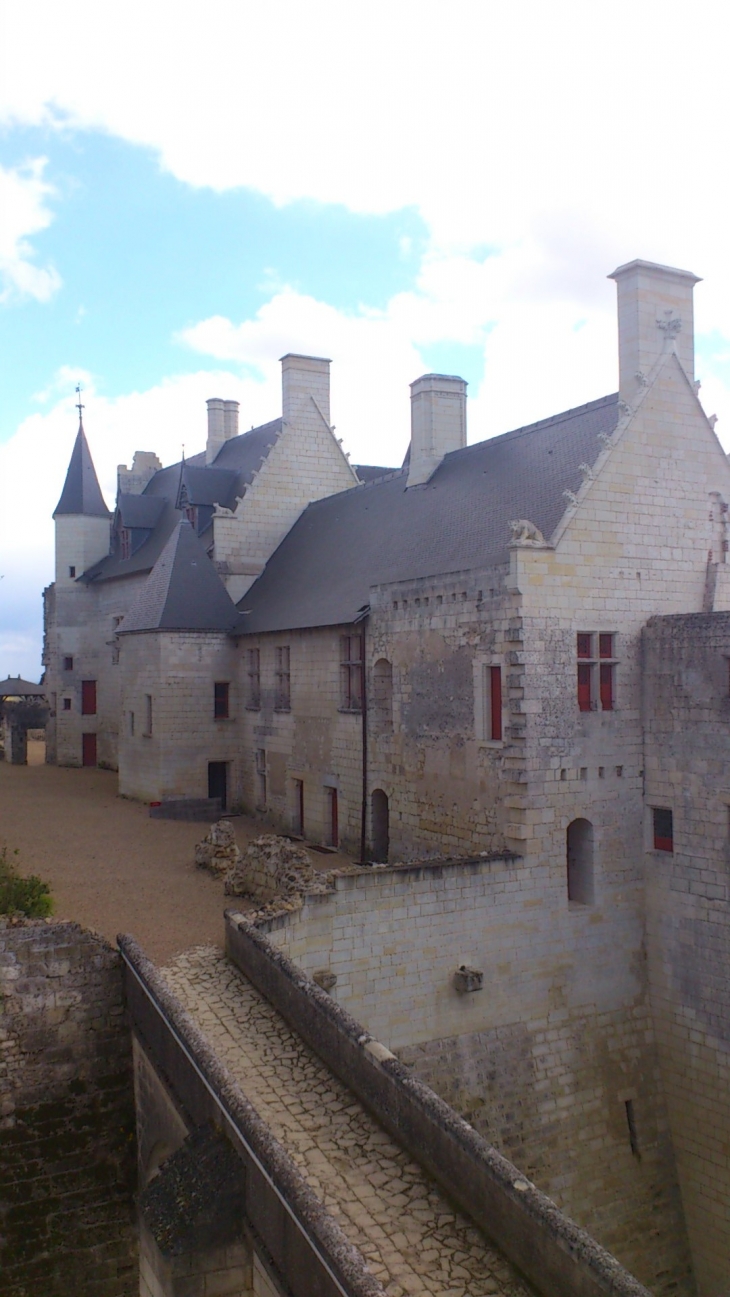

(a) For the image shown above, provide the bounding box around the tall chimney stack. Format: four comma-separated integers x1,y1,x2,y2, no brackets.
281,354,331,430
223,400,239,442
407,374,467,487
608,259,701,404
206,398,225,465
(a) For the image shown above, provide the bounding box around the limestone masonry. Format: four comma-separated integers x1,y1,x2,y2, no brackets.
42,260,730,1293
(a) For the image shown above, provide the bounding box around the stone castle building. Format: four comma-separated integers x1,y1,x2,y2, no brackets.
43,260,730,1293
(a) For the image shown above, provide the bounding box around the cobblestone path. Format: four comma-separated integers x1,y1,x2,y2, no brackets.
162,946,534,1297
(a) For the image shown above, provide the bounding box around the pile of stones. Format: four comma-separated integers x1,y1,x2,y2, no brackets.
224,834,334,903
194,820,242,879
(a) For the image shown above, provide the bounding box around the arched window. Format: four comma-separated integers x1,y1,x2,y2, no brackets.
371,789,390,863
372,658,393,732
567,818,594,904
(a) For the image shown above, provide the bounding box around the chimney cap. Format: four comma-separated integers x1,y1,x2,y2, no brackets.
608,258,701,286
410,373,468,392
279,352,332,364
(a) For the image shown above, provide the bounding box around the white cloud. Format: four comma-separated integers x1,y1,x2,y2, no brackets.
0,158,61,302
3,0,730,418
4,0,730,675
0,1,727,269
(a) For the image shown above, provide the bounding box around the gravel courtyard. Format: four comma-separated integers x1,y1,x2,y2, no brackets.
0,744,349,963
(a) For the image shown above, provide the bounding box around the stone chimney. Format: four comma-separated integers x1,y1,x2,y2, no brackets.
223,399,239,441
281,354,331,430
608,259,701,404
407,374,467,487
206,398,226,464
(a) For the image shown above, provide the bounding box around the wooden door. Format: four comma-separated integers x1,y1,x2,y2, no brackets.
81,680,97,715
82,733,97,767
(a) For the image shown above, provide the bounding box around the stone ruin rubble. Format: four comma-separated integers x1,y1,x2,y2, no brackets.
194,820,242,879
224,833,334,904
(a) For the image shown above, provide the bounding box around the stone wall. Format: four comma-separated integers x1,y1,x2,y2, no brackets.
643,612,730,1297
238,625,366,855
257,861,693,1295
118,630,240,805
213,356,357,604
0,919,136,1295
367,567,515,861
44,566,147,771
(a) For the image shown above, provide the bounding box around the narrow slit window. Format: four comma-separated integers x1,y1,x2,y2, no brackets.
340,635,363,711
145,694,153,735
483,664,502,740
625,1099,640,1158
214,682,230,719
653,808,673,852
599,634,614,711
246,648,261,709
275,647,291,710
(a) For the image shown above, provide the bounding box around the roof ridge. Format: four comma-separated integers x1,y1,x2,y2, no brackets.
451,392,619,459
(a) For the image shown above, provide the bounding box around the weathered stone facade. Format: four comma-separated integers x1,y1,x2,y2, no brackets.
255,862,693,1294
643,612,730,1296
0,920,136,1295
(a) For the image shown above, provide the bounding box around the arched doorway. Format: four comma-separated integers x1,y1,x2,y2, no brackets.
567,818,594,904
371,789,389,863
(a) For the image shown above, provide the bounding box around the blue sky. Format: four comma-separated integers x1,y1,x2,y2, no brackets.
2,0,730,680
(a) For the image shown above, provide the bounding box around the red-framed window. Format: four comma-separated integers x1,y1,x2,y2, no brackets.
577,633,617,712
653,807,674,852
489,665,502,740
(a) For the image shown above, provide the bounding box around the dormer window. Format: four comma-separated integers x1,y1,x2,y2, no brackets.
184,505,198,529
120,528,131,560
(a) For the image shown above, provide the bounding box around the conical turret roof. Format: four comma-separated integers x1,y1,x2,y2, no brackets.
54,420,110,518
120,518,240,633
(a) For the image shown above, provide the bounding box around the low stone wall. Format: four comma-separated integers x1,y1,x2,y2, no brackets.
0,919,137,1296
225,909,651,1297
119,933,383,1297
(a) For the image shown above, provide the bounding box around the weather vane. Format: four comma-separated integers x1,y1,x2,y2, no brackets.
75,382,85,422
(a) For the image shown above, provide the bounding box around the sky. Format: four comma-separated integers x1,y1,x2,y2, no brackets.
2,0,730,681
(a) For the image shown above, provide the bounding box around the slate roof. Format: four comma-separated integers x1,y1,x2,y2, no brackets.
0,677,45,697
238,393,620,634
354,464,396,484
179,465,238,510
54,422,111,518
120,519,241,633
117,493,167,528
83,419,282,584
